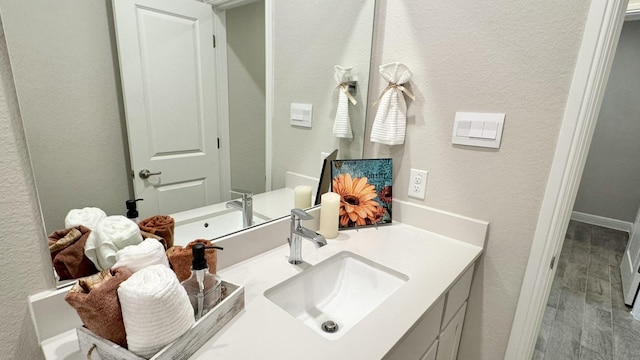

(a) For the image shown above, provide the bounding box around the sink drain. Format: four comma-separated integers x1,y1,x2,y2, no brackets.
321,320,339,333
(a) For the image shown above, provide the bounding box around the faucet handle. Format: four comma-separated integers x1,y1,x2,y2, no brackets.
291,208,314,221
229,189,253,199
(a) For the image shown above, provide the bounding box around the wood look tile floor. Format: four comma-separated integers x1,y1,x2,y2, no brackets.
533,221,640,360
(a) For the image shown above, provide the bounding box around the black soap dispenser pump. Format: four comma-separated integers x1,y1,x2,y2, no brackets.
125,198,143,223
181,243,223,320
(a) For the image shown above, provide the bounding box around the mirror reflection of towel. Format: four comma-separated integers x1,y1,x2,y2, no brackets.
48,226,98,280
333,65,354,139
85,216,143,271
139,215,175,248
166,239,218,282
370,62,414,145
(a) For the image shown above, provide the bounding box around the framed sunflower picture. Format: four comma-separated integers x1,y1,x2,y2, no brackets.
331,158,392,229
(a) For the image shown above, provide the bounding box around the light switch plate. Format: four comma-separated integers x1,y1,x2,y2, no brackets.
290,103,313,128
452,112,505,149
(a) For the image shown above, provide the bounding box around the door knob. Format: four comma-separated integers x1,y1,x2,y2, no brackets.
139,169,162,179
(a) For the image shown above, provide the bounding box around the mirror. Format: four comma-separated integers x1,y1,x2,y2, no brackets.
0,0,375,280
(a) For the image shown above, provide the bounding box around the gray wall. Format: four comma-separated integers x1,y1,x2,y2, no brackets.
227,1,266,194
0,20,55,359
573,20,640,222
0,0,131,234
364,1,589,359
270,0,374,188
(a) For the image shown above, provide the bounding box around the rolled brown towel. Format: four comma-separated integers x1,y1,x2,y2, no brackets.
166,239,218,282
64,267,133,347
48,226,98,280
138,215,175,248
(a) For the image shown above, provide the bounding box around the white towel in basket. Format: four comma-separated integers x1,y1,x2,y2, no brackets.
118,264,195,358
370,62,415,145
85,215,143,270
64,207,106,231
112,238,169,273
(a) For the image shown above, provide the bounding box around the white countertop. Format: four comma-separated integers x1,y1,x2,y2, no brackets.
189,223,482,360
39,219,483,360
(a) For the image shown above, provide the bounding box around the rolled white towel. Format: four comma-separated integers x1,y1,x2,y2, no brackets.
118,264,195,358
112,238,169,273
86,215,142,270
64,207,106,231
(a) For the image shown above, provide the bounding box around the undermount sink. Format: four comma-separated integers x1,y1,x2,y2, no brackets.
264,251,409,339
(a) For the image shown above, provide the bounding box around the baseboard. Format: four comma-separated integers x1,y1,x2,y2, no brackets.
571,211,632,233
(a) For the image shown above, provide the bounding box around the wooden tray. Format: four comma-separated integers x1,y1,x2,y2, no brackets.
77,281,244,359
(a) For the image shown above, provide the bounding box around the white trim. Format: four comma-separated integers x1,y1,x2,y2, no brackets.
505,0,627,358
264,0,273,191
626,9,640,20
213,9,232,200
571,211,633,233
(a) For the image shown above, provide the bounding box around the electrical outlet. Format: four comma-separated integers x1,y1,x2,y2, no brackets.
408,169,428,199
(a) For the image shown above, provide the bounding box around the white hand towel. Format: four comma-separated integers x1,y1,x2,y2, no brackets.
370,62,415,145
85,215,142,270
118,264,195,358
112,238,169,273
64,207,106,231
333,65,355,139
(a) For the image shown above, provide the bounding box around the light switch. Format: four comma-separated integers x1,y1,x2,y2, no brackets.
456,121,471,137
469,121,484,138
290,103,313,128
452,112,505,149
482,121,499,139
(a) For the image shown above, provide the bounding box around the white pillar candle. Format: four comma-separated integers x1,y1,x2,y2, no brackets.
319,192,340,239
294,185,312,209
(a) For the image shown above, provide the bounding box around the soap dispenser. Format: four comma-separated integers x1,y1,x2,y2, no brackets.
181,243,223,320
125,198,143,223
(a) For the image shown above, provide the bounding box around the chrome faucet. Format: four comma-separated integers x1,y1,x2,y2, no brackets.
225,189,253,228
288,208,327,265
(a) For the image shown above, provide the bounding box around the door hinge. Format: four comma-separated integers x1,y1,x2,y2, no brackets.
217,137,220,149
212,34,216,48
550,255,556,270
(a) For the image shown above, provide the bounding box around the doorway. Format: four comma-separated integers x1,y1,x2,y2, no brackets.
533,18,640,359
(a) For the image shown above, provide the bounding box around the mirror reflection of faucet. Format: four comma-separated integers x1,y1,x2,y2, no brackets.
288,208,327,265
225,189,253,228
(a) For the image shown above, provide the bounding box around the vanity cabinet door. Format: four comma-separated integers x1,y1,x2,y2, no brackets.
383,297,444,360
436,302,467,360
420,339,438,360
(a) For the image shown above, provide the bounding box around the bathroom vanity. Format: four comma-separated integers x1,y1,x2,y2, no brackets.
32,200,486,360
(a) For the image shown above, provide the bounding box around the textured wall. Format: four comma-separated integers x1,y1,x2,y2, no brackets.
573,20,640,222
0,0,131,234
0,20,55,359
364,1,590,359
227,1,267,194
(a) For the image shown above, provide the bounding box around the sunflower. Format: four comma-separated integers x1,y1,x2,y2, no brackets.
332,173,381,227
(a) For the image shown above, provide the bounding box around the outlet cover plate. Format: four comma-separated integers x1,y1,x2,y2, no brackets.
408,169,428,199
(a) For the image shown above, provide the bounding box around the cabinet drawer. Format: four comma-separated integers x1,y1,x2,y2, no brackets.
441,266,473,329
384,296,444,360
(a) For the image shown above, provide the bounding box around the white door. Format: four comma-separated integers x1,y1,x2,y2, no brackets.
621,205,640,305
113,0,222,218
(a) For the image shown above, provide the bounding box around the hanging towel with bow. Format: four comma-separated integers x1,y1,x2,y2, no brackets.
370,62,415,145
333,65,357,138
